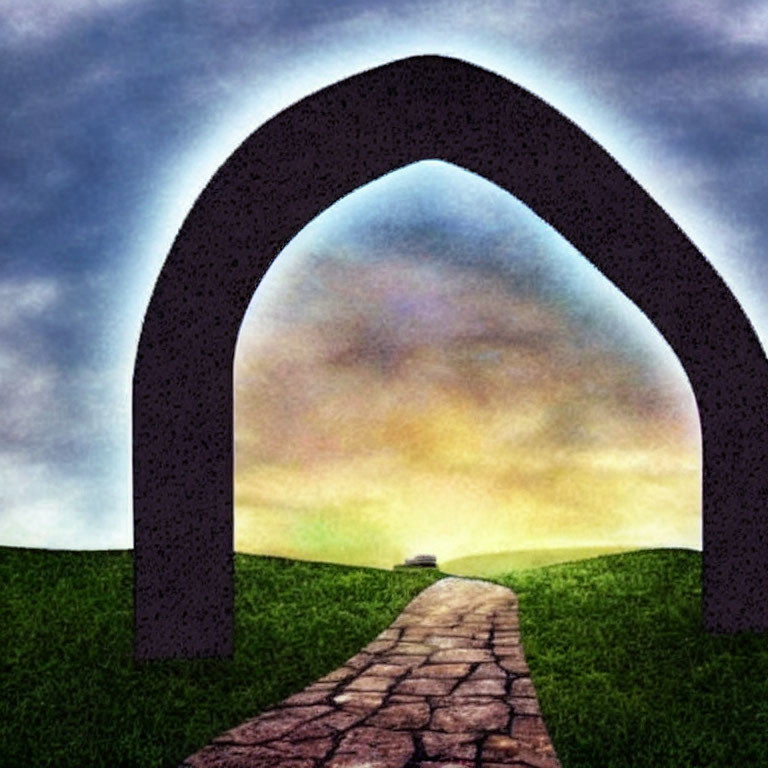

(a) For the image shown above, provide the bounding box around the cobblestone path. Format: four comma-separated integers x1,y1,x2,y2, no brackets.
180,577,561,768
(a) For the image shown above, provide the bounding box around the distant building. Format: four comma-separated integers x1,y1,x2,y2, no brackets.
397,553,438,569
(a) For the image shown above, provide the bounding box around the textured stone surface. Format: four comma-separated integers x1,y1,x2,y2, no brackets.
365,640,397,653
498,657,530,675
383,655,426,668
507,697,540,716
395,677,456,696
213,706,333,745
282,690,332,706
318,668,355,683
495,646,525,660
183,744,315,768
431,701,510,732
421,731,478,760
367,664,407,678
330,727,413,768
344,675,395,692
431,648,494,663
470,662,507,679
288,712,365,740
483,734,560,768
332,692,385,712
386,642,435,656
511,677,537,697
366,702,431,729
418,762,474,768
453,678,507,697
410,663,472,678
181,577,561,767
345,653,373,670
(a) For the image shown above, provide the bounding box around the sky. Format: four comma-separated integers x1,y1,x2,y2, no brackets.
233,163,701,567
1,0,766,557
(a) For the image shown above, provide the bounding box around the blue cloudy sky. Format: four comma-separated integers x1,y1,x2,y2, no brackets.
1,0,767,551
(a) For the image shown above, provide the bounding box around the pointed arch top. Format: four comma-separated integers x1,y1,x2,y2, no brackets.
134,55,768,659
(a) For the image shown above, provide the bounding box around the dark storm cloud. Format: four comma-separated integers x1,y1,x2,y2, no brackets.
578,2,768,231
486,0,768,296
3,0,767,303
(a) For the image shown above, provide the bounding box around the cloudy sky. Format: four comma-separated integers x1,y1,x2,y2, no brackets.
234,163,702,567
1,1,766,559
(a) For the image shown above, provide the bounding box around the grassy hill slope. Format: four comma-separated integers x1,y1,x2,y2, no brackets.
1,547,441,768
2,547,766,767
441,545,639,575
493,548,768,768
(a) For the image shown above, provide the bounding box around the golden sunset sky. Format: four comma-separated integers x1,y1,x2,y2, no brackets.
233,162,701,569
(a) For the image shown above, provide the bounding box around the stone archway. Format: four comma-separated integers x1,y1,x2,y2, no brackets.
133,55,768,660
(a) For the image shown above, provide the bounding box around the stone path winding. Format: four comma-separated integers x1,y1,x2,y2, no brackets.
180,577,561,768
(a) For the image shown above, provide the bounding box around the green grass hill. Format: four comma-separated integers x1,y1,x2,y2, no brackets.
2,546,766,767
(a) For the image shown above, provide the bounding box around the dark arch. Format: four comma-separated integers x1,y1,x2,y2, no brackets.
133,55,768,659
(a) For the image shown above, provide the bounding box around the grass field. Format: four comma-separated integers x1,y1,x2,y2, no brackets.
2,546,767,767
1,547,442,768
497,549,768,768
